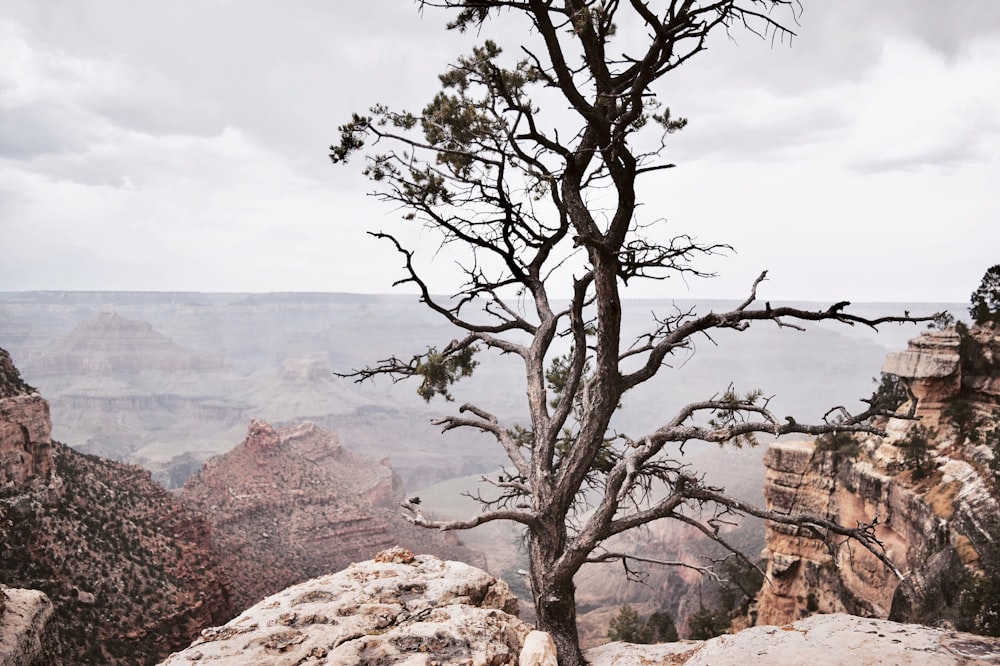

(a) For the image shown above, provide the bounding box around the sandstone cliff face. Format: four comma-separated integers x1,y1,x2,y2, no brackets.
182,419,484,612
756,326,1000,630
0,349,54,490
0,347,234,665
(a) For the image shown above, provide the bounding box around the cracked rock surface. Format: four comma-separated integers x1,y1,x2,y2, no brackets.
588,613,1000,666
158,552,531,666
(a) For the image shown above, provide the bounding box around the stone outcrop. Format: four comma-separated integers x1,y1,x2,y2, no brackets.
182,420,483,612
588,613,1000,665
0,349,54,491
159,551,531,665
0,587,53,666
755,441,907,624
881,328,962,428
756,326,1000,630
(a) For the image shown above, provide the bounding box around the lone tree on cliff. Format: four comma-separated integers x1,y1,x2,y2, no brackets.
970,265,1000,326
331,3,934,663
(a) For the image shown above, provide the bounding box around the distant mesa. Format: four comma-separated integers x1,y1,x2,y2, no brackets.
25,311,227,377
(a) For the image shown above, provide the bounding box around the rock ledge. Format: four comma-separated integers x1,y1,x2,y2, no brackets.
588,613,1000,665
158,552,531,665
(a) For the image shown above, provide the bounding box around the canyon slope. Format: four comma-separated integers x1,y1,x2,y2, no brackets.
0,347,234,665
757,324,1000,633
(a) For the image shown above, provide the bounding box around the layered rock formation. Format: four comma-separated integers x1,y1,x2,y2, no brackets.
756,325,1000,630
159,550,531,666
13,310,247,477
2,291,924,492
0,347,234,665
0,348,54,490
181,420,484,612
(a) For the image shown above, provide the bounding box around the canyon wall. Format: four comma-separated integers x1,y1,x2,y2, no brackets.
0,348,54,490
757,325,1000,629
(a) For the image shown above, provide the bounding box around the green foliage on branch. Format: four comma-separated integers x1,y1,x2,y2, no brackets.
415,345,478,402
708,387,766,448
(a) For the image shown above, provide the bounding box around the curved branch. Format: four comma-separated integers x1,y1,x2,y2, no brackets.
685,486,904,580
399,498,538,529
584,551,725,582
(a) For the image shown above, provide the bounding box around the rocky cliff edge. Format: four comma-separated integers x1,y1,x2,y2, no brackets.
160,550,1000,665
158,548,532,666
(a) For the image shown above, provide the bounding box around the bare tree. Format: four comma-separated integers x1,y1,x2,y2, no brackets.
331,2,935,663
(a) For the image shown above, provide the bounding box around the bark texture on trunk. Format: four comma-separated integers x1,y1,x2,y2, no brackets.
529,531,584,666
533,575,582,666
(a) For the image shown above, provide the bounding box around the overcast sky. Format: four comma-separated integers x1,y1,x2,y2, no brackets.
1,1,998,303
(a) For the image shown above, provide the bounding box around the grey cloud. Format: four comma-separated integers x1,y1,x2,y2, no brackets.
669,106,852,163
0,105,88,159
669,0,1000,98
850,135,990,175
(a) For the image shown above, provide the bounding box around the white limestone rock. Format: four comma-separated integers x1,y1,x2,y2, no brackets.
519,630,558,666
158,553,531,665
587,614,1000,666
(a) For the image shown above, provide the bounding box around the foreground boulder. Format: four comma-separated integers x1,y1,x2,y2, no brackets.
0,587,52,666
158,549,532,665
589,613,1000,665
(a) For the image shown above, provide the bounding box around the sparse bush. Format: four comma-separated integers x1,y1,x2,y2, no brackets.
873,373,909,413
646,611,679,643
983,409,1000,491
607,604,651,643
687,605,732,640
958,542,1000,637
683,558,764,640
607,604,678,644
898,424,936,479
944,398,984,445
816,430,861,460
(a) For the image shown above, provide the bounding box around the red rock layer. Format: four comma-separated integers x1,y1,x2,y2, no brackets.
182,419,482,611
